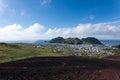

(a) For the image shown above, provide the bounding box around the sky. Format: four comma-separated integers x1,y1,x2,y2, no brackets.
0,0,120,41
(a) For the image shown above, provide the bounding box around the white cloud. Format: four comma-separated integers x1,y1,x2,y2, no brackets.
0,21,120,41
40,0,52,6
45,22,120,40
0,23,45,41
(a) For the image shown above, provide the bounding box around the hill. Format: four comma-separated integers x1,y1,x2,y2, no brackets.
0,56,120,80
64,37,82,44
82,37,103,44
50,37,102,45
50,37,65,43
0,43,62,63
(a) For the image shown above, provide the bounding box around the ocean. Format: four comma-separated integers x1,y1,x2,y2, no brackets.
101,40,120,46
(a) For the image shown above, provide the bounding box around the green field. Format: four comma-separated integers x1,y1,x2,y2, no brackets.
0,43,62,63
0,43,120,63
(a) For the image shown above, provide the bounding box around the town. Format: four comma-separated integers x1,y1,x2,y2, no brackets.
33,43,113,56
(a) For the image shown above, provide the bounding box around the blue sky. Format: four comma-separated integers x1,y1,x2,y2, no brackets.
0,0,120,41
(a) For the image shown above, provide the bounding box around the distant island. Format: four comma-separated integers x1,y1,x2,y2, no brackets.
50,37,103,45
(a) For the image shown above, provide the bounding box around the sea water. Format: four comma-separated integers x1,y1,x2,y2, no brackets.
101,40,120,46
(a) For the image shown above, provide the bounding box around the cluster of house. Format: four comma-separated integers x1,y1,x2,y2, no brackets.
33,43,113,56
69,44,112,56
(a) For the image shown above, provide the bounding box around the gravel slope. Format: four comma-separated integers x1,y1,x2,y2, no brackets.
0,56,120,80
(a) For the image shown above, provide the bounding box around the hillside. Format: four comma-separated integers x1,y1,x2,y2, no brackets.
0,43,120,80
50,37,102,45
81,37,103,44
0,56,120,80
64,37,82,44
0,43,62,63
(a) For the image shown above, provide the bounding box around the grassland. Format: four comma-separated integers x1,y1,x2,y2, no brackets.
0,43,120,63
105,48,120,54
0,43,62,63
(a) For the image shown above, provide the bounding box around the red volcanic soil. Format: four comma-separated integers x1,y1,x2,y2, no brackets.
0,56,120,80
104,54,120,61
